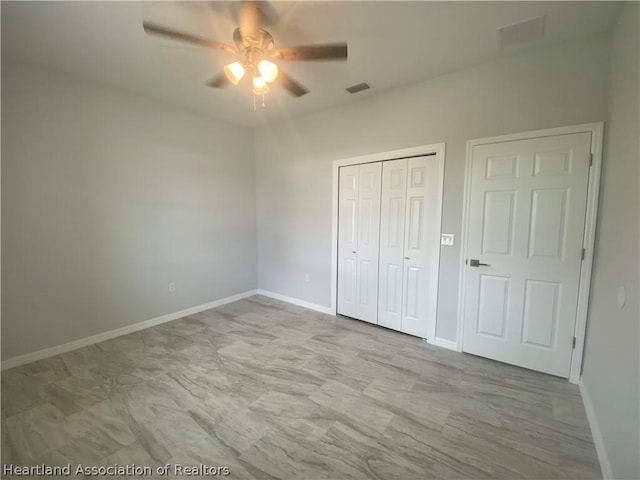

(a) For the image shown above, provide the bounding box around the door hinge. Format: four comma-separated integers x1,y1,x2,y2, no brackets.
589,153,593,167
581,248,586,260
572,337,577,349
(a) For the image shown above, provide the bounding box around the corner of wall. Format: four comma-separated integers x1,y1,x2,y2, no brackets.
579,379,614,479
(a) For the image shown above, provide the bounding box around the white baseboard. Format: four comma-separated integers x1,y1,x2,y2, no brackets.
433,336,459,351
1,289,258,371
256,289,334,315
579,379,614,480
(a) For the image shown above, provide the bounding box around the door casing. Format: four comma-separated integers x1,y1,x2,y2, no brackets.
457,123,604,384
331,143,445,343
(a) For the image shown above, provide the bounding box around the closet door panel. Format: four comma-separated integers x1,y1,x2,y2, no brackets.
356,162,382,324
337,165,359,318
378,159,407,330
402,156,441,338
338,155,440,335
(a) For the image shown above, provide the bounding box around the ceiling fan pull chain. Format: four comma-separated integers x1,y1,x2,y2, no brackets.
253,92,257,111
262,95,266,108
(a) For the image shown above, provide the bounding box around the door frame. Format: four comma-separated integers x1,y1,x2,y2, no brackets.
456,122,604,384
331,143,446,342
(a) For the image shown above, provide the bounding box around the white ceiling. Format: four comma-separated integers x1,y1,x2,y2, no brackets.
2,1,622,127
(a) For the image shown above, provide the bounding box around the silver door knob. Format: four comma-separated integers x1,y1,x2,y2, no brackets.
469,259,490,267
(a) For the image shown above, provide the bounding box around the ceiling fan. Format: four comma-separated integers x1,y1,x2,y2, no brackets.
143,1,348,107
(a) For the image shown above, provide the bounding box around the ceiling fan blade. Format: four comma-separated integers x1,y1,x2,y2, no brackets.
277,70,309,97
273,43,348,62
143,22,236,54
206,73,230,89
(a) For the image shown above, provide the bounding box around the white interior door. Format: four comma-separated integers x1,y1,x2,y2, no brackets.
379,156,442,338
462,132,592,377
356,163,382,323
337,165,359,319
378,159,407,331
337,162,382,324
401,157,441,338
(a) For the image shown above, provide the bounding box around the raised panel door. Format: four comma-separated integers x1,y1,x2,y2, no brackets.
463,132,592,377
378,159,407,330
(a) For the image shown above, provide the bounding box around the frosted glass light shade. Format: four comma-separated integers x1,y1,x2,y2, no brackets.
258,60,278,83
224,62,246,85
252,75,269,95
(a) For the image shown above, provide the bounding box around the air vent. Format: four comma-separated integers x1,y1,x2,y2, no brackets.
346,82,372,94
497,16,545,49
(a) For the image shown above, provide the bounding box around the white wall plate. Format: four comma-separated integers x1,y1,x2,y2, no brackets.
441,234,455,246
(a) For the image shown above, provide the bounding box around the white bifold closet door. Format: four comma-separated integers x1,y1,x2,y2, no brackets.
378,156,441,339
337,162,382,324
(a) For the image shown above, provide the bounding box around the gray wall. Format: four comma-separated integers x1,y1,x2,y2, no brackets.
254,34,610,341
1,59,257,360
582,3,640,479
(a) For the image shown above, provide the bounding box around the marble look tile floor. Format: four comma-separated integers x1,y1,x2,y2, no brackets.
1,295,601,479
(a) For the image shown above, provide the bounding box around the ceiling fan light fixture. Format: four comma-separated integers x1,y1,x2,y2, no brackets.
224,61,246,85
258,60,278,83
252,75,269,95
143,6,348,108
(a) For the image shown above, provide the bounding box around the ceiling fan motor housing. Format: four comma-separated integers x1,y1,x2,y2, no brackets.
234,28,275,56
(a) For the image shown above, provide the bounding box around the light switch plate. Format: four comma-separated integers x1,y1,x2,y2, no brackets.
441,234,455,246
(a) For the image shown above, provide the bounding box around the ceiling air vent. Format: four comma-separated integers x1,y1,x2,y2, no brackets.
497,16,545,49
346,82,372,94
